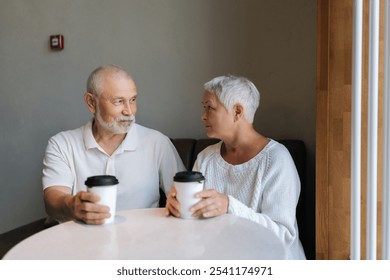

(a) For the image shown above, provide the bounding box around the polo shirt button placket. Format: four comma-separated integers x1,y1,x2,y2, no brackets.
106,157,116,175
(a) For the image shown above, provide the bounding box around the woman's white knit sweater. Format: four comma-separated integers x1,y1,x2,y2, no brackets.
193,139,306,259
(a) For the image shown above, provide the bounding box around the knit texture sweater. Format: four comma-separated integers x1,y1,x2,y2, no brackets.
193,139,306,259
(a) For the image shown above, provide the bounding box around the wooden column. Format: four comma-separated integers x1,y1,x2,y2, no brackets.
316,0,384,259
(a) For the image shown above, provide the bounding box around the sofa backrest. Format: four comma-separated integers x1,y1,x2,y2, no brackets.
171,138,219,170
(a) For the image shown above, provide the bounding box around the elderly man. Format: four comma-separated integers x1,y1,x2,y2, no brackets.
43,65,185,224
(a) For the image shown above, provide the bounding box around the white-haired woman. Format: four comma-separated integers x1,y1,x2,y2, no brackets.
166,75,306,259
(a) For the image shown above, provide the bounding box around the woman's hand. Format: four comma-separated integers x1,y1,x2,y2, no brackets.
190,189,228,218
165,186,181,217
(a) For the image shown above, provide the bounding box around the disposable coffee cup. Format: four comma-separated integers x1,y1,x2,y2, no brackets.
173,171,205,219
85,175,119,224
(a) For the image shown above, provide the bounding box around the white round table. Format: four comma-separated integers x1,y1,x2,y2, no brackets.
3,208,288,259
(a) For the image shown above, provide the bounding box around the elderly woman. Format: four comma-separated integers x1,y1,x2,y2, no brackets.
166,75,306,259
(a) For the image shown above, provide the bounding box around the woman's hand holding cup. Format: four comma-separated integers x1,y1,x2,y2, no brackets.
190,189,229,218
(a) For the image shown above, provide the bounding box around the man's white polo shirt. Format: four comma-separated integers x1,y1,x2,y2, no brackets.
42,121,185,210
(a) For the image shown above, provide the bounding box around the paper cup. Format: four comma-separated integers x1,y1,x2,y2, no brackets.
85,175,119,224
173,171,205,219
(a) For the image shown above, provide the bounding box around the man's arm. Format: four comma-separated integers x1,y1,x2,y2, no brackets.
44,186,111,225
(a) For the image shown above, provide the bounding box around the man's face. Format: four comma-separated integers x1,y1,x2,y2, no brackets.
94,76,138,134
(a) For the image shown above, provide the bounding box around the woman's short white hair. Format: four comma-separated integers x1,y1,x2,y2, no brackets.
204,75,260,123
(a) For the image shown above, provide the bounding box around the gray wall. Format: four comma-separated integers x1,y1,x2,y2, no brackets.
0,0,316,234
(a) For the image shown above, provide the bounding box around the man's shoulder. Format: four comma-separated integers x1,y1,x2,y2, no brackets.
135,124,168,139
49,124,86,144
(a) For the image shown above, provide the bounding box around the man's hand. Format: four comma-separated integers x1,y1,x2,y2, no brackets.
165,186,181,217
70,191,111,224
44,186,110,224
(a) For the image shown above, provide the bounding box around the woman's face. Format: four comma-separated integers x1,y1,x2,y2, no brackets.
201,91,235,139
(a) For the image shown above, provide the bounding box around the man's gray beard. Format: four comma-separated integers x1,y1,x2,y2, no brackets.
95,113,135,134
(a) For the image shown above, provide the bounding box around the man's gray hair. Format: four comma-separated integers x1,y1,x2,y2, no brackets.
204,75,260,123
86,65,133,95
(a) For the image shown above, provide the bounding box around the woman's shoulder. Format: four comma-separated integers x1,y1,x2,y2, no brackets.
267,139,290,154
265,139,296,167
198,141,222,154
196,141,222,161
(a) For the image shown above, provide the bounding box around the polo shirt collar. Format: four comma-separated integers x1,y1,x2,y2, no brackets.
83,120,138,152
84,121,98,150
